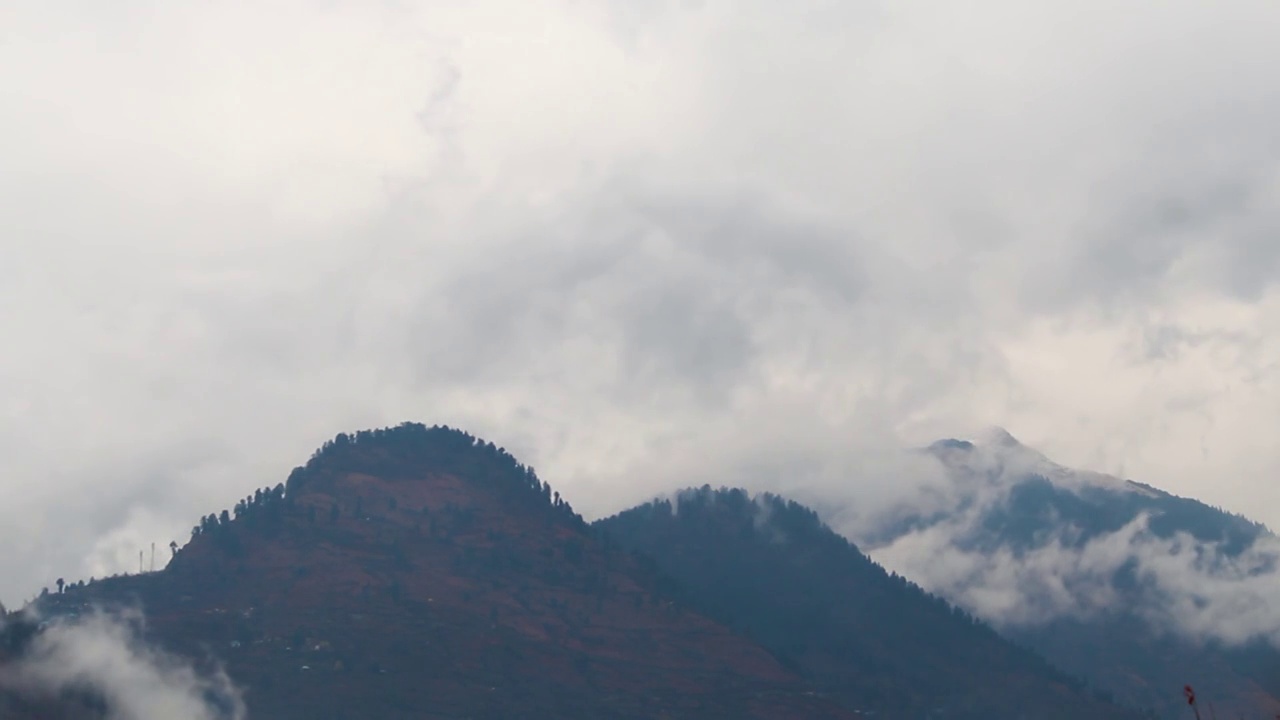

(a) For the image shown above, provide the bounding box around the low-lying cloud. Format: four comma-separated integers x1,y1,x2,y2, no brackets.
874,513,1280,644
0,609,244,720
830,432,1280,647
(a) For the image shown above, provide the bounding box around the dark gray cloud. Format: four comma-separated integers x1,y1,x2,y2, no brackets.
1,0,1280,608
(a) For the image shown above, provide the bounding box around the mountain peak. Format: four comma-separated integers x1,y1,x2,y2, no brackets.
976,425,1023,448
20,425,858,720
278,422,583,526
923,426,1149,499
926,427,1030,458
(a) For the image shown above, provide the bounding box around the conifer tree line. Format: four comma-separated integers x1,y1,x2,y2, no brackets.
186,422,587,547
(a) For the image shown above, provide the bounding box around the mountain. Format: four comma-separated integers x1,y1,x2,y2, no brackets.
858,428,1280,719
913,428,1267,555
0,424,857,720
595,486,1153,720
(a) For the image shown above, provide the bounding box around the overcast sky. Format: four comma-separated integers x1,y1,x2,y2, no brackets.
2,0,1279,606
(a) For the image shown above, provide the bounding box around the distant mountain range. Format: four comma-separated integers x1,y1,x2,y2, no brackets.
0,423,1153,720
848,428,1280,719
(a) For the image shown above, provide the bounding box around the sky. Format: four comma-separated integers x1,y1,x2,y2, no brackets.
1,0,1280,607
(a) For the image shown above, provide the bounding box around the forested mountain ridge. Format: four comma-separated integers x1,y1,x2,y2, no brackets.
1,424,856,720
5,422,1246,719
596,486,1154,720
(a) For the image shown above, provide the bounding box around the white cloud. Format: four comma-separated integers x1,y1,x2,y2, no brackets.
872,509,1280,645
845,435,1280,646
0,609,244,720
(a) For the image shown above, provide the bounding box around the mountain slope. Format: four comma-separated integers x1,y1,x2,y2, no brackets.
596,486,1153,720
3,424,856,720
860,429,1280,719
914,428,1267,555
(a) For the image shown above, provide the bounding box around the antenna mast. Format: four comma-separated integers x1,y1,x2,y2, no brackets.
150,543,155,572
138,550,143,574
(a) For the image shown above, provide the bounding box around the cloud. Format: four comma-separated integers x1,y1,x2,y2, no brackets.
2,0,1280,608
873,510,1280,646
840,434,1280,647
0,609,244,720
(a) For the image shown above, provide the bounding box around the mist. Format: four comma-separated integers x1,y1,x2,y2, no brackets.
0,609,244,720
809,431,1280,648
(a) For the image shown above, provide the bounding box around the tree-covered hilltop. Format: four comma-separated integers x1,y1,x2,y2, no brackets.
596,487,1153,720
34,424,587,601
181,422,582,554
283,423,583,524
9,427,862,720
